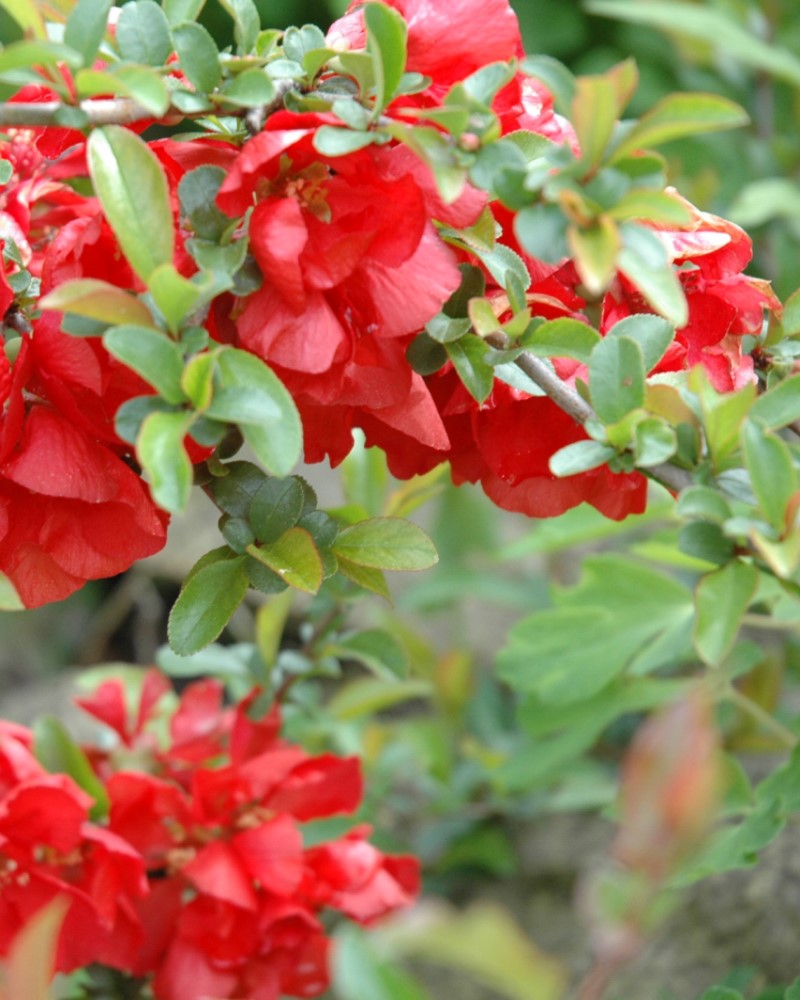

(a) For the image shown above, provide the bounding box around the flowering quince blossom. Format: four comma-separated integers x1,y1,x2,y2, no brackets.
45,673,419,1000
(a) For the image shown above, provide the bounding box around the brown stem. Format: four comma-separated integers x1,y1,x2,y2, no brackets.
0,80,297,130
486,334,694,494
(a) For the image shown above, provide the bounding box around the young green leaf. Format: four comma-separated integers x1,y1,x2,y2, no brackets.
33,716,110,820
549,440,617,477
333,518,437,572
446,334,494,404
364,0,408,115
103,325,186,404
325,628,408,681
210,349,302,477
88,127,174,283
137,410,193,514
568,217,620,295
39,278,154,328
169,555,250,655
617,224,688,327
526,318,601,364
571,73,618,169
248,527,324,594
218,0,260,55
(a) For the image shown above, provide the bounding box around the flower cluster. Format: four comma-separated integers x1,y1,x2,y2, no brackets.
0,0,779,610
0,672,419,999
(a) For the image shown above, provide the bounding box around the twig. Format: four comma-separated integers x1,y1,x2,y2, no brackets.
724,684,799,750
0,80,297,130
486,333,694,493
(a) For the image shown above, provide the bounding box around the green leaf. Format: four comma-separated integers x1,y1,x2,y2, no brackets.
103,325,185,403
169,554,249,655
328,678,432,721
210,461,268,517
605,313,674,372
694,561,759,667
334,926,433,1000
446,335,494,404
33,716,110,820
572,73,618,168
750,374,800,430
137,411,193,514
608,188,694,225
88,127,174,284
0,571,22,611
249,477,305,543
514,203,568,264
112,65,170,116
526,317,601,364
210,349,302,477
679,521,735,566
178,165,230,242
497,554,693,703
248,527,323,594
390,903,566,1000
589,334,645,423
0,0,45,38
313,126,377,156
617,223,688,327
218,0,260,55
549,440,616,477
172,21,221,93
568,218,620,295
64,0,112,66
611,92,749,162
364,0,407,115
586,0,800,89
0,41,82,76
163,0,206,26
325,628,408,681
39,279,154,328
220,67,276,107
633,418,677,467
336,556,391,600
521,55,575,116
333,517,438,571
677,485,732,524
115,0,173,67
742,419,798,534
148,262,207,333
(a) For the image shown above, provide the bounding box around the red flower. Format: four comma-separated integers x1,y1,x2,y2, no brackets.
0,335,167,607
0,735,147,973
216,115,468,467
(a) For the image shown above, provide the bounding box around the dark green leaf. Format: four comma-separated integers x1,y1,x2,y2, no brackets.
112,65,170,116
64,0,112,66
514,203,569,264
249,477,305,543
178,165,230,242
172,21,221,93
137,411,193,513
589,334,645,423
406,332,448,375
679,521,735,566
168,555,249,654
209,461,267,517
103,325,185,403
115,0,172,66
677,485,732,523
693,561,758,666
88,126,174,283
446,335,494,404
333,517,438,571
